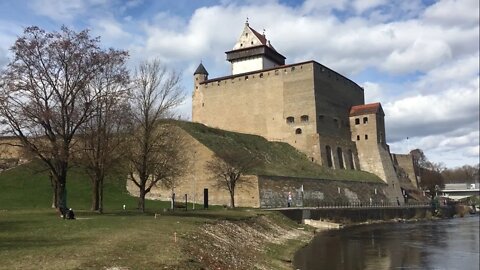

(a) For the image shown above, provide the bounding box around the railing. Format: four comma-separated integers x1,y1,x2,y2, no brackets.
267,201,432,209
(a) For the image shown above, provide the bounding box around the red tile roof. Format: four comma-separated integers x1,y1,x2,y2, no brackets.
249,26,267,45
350,102,384,116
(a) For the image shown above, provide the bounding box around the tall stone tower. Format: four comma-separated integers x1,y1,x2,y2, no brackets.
226,21,285,75
349,103,404,201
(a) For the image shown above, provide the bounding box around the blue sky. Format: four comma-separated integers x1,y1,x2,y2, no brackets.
0,0,478,168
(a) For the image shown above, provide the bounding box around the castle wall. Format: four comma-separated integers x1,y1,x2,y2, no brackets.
126,128,261,208
193,61,364,169
257,175,389,208
350,113,404,202
392,154,419,188
0,137,23,160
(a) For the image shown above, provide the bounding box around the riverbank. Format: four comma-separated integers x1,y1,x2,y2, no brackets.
0,208,314,269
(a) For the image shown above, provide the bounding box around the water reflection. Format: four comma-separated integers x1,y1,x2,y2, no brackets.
294,216,479,270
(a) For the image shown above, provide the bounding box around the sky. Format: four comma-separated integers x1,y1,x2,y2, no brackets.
0,0,478,168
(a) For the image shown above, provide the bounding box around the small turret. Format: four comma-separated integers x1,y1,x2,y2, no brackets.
194,63,208,91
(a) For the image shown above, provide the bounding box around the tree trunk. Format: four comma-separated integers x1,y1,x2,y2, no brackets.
50,174,58,209
230,191,235,208
56,181,67,214
91,178,100,211
99,177,104,214
138,187,146,213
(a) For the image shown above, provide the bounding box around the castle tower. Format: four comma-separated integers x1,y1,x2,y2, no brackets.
349,103,404,202
194,62,209,89
192,63,208,119
225,21,285,75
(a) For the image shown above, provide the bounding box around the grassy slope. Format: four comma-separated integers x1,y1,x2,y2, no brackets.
0,161,169,211
175,120,382,182
0,163,299,269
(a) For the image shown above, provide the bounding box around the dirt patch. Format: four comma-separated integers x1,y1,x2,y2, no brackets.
182,215,309,270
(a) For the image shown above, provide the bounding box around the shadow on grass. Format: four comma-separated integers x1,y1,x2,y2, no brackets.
0,236,87,251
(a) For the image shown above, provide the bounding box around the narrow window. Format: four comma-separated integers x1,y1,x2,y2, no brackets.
356,135,360,141
326,145,333,168
259,73,264,78
348,149,355,170
363,117,368,124
286,117,294,124
301,115,309,122
365,134,368,140
291,66,295,71
337,147,345,169
355,118,360,125
245,76,248,80
295,128,302,134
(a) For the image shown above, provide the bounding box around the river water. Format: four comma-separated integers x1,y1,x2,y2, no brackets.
294,216,479,270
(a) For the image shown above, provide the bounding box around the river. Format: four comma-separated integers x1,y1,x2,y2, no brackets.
294,215,479,270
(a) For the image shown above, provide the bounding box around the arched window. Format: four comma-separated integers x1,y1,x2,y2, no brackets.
326,145,333,168
301,115,309,122
286,116,294,124
295,128,302,134
337,147,345,169
363,117,368,124
348,149,355,170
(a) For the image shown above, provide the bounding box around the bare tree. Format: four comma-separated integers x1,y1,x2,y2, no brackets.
76,49,130,213
128,59,186,212
411,149,446,198
0,26,127,214
205,151,258,208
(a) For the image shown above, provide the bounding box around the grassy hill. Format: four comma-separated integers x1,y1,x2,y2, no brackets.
0,161,168,210
175,121,382,183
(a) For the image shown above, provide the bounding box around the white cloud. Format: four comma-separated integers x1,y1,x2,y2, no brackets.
353,0,387,14
30,0,109,22
382,38,452,74
423,0,479,27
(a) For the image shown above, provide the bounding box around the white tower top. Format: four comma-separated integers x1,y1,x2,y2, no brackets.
226,21,285,75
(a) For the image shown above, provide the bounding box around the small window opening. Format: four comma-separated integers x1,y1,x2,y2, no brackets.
356,135,360,141
337,147,345,169
259,73,263,78
245,75,248,80
251,41,254,45
355,118,360,125
301,115,309,122
291,66,295,71
240,43,243,47
326,145,333,168
295,128,302,134
196,77,198,81
286,116,294,124
363,117,368,124
202,103,204,107
365,134,368,140
245,33,248,37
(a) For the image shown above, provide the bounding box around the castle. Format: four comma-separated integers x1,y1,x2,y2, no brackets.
192,21,409,202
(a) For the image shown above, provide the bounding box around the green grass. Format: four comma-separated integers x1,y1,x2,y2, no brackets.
175,120,382,182
0,161,169,211
0,162,310,269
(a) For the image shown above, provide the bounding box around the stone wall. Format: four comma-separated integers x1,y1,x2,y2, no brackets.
257,175,389,208
392,153,418,188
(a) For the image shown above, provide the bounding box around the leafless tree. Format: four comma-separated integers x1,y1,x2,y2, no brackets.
411,149,446,197
205,150,258,208
0,26,127,213
76,49,130,213
128,59,186,212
